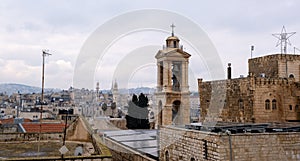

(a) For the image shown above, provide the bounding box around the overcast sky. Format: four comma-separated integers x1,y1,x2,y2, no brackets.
0,0,300,91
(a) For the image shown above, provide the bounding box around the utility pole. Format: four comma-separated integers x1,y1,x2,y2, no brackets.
37,50,51,156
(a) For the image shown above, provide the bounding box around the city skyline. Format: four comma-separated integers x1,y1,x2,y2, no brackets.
1,0,300,90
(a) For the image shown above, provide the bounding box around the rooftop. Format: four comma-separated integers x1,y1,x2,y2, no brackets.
22,122,66,133
185,122,300,134
103,129,158,160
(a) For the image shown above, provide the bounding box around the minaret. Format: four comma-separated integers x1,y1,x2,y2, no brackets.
155,24,191,126
112,80,119,106
96,82,100,98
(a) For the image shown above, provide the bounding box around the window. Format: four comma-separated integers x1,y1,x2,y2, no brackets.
265,100,270,110
295,105,299,111
203,140,208,159
159,61,163,87
272,99,277,110
238,99,244,110
190,157,196,161
165,151,169,161
289,105,293,111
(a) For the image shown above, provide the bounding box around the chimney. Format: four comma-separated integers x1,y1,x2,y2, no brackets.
227,63,231,79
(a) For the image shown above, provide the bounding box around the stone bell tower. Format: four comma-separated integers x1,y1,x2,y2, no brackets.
155,24,191,126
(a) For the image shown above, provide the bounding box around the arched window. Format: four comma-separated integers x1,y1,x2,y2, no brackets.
165,150,169,161
272,99,277,110
238,99,244,109
172,100,180,124
265,99,270,110
158,101,163,126
190,157,196,161
295,105,299,111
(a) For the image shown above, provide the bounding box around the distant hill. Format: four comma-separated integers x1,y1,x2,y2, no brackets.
0,83,60,95
0,83,196,96
122,87,156,94
100,87,156,95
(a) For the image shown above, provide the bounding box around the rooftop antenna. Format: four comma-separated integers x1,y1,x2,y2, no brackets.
272,26,296,54
170,23,176,36
250,45,254,58
294,47,300,55
38,49,51,156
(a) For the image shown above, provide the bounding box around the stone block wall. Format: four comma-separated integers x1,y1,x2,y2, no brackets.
67,116,92,142
160,126,223,161
109,118,127,129
249,54,300,81
160,126,300,161
199,76,300,123
0,132,63,142
198,78,254,123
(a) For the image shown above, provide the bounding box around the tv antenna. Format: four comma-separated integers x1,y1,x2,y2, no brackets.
294,47,300,55
272,26,296,54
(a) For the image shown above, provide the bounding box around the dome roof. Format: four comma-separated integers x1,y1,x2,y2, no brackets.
166,36,179,41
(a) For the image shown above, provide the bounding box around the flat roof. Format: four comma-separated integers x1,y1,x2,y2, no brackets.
103,129,158,159
185,122,300,134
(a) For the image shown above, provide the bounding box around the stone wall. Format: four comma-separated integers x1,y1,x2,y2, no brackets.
0,132,62,142
160,126,300,161
198,76,300,123
199,78,254,123
66,116,92,142
104,136,156,161
0,124,18,133
109,118,127,129
249,54,300,81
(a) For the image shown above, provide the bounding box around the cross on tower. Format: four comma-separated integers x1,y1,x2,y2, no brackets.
272,26,296,54
170,23,176,36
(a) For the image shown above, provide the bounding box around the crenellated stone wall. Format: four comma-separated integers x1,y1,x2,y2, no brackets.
249,54,300,81
160,126,300,161
199,76,300,123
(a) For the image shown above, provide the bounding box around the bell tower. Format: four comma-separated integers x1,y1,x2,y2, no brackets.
155,24,191,126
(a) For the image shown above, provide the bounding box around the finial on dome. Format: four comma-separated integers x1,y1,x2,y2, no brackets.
170,23,176,36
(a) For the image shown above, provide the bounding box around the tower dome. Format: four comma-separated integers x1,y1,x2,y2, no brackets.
166,24,180,48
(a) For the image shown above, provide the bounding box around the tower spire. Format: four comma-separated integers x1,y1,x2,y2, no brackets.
170,23,176,36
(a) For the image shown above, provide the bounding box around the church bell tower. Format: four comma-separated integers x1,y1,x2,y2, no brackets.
155,24,191,126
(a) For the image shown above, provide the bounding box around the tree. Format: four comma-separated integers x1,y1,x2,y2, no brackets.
126,93,150,129
111,102,116,110
110,102,117,118
101,103,107,111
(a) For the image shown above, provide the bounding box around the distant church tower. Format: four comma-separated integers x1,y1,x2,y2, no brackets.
155,24,191,126
96,82,100,98
112,80,119,105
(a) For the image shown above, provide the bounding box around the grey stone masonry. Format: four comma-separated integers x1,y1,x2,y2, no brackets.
160,125,300,161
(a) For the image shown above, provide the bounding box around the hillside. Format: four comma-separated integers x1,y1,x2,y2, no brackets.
0,83,60,95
